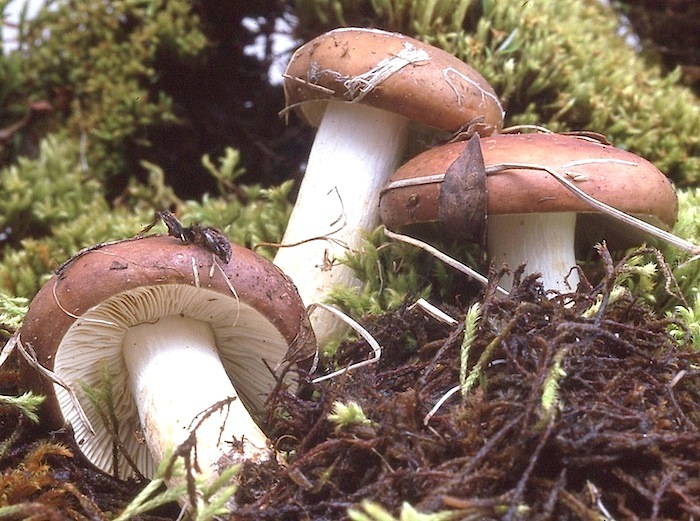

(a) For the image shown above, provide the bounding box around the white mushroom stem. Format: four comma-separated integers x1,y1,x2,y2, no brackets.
274,100,409,347
122,315,270,479
487,212,580,292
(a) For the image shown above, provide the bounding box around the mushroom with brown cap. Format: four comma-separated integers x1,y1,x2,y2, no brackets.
276,27,504,345
379,132,680,292
17,234,316,482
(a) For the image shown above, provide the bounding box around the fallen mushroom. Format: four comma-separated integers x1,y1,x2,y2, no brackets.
275,27,504,345
17,234,316,482
379,132,679,292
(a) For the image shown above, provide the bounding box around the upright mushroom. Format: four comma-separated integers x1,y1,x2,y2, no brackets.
379,132,678,291
18,234,315,481
276,27,503,345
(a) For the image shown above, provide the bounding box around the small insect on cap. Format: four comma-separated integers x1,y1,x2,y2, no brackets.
18,235,316,479
283,27,505,135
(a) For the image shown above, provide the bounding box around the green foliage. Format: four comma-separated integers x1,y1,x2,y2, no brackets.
661,189,700,346
326,228,433,317
295,0,700,186
460,302,481,396
295,0,472,36
0,392,45,423
201,147,247,197
0,1,39,165
665,189,700,304
0,135,133,296
0,135,102,237
327,227,488,321
16,0,209,182
112,451,240,521
0,134,153,296
0,45,22,106
0,292,27,331
327,400,374,432
0,137,292,298
668,303,700,350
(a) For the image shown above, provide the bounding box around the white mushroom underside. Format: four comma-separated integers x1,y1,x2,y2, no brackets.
122,315,269,478
273,100,409,347
53,284,287,479
487,212,580,292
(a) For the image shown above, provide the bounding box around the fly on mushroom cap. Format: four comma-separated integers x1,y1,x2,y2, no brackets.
276,27,503,346
18,234,316,480
379,132,678,291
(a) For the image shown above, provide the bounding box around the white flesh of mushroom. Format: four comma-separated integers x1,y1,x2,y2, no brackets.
273,100,409,346
122,315,269,473
487,212,580,292
53,284,286,479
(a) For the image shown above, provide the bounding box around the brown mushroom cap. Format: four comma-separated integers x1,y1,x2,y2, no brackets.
19,234,316,439
379,132,678,233
284,27,504,135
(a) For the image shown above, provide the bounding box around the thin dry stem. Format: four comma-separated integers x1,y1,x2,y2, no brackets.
383,227,509,295
308,303,382,383
409,298,459,325
14,333,96,435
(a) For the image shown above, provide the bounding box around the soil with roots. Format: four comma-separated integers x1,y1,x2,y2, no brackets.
2,252,700,520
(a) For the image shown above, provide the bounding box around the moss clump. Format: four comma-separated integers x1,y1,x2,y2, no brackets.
0,141,292,299
16,0,208,184
235,253,700,520
295,0,700,186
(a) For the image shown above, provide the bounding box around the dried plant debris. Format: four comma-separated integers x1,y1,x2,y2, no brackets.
234,255,700,520
3,248,700,519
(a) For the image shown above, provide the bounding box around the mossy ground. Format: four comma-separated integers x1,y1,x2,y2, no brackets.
2,0,700,519
3,256,700,519
238,262,700,520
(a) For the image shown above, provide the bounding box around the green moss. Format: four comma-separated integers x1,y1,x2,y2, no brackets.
0,292,27,332
295,0,700,186
0,136,103,236
325,228,433,317
16,0,208,182
0,139,292,299
662,188,700,309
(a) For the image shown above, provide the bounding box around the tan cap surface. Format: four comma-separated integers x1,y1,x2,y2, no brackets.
284,27,504,134
380,132,678,230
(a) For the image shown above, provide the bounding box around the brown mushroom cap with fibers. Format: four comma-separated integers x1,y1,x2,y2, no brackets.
380,132,678,290
380,132,677,229
19,235,316,478
277,27,503,346
284,27,504,134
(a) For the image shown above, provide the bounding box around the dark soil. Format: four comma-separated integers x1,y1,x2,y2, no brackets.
4,249,698,520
